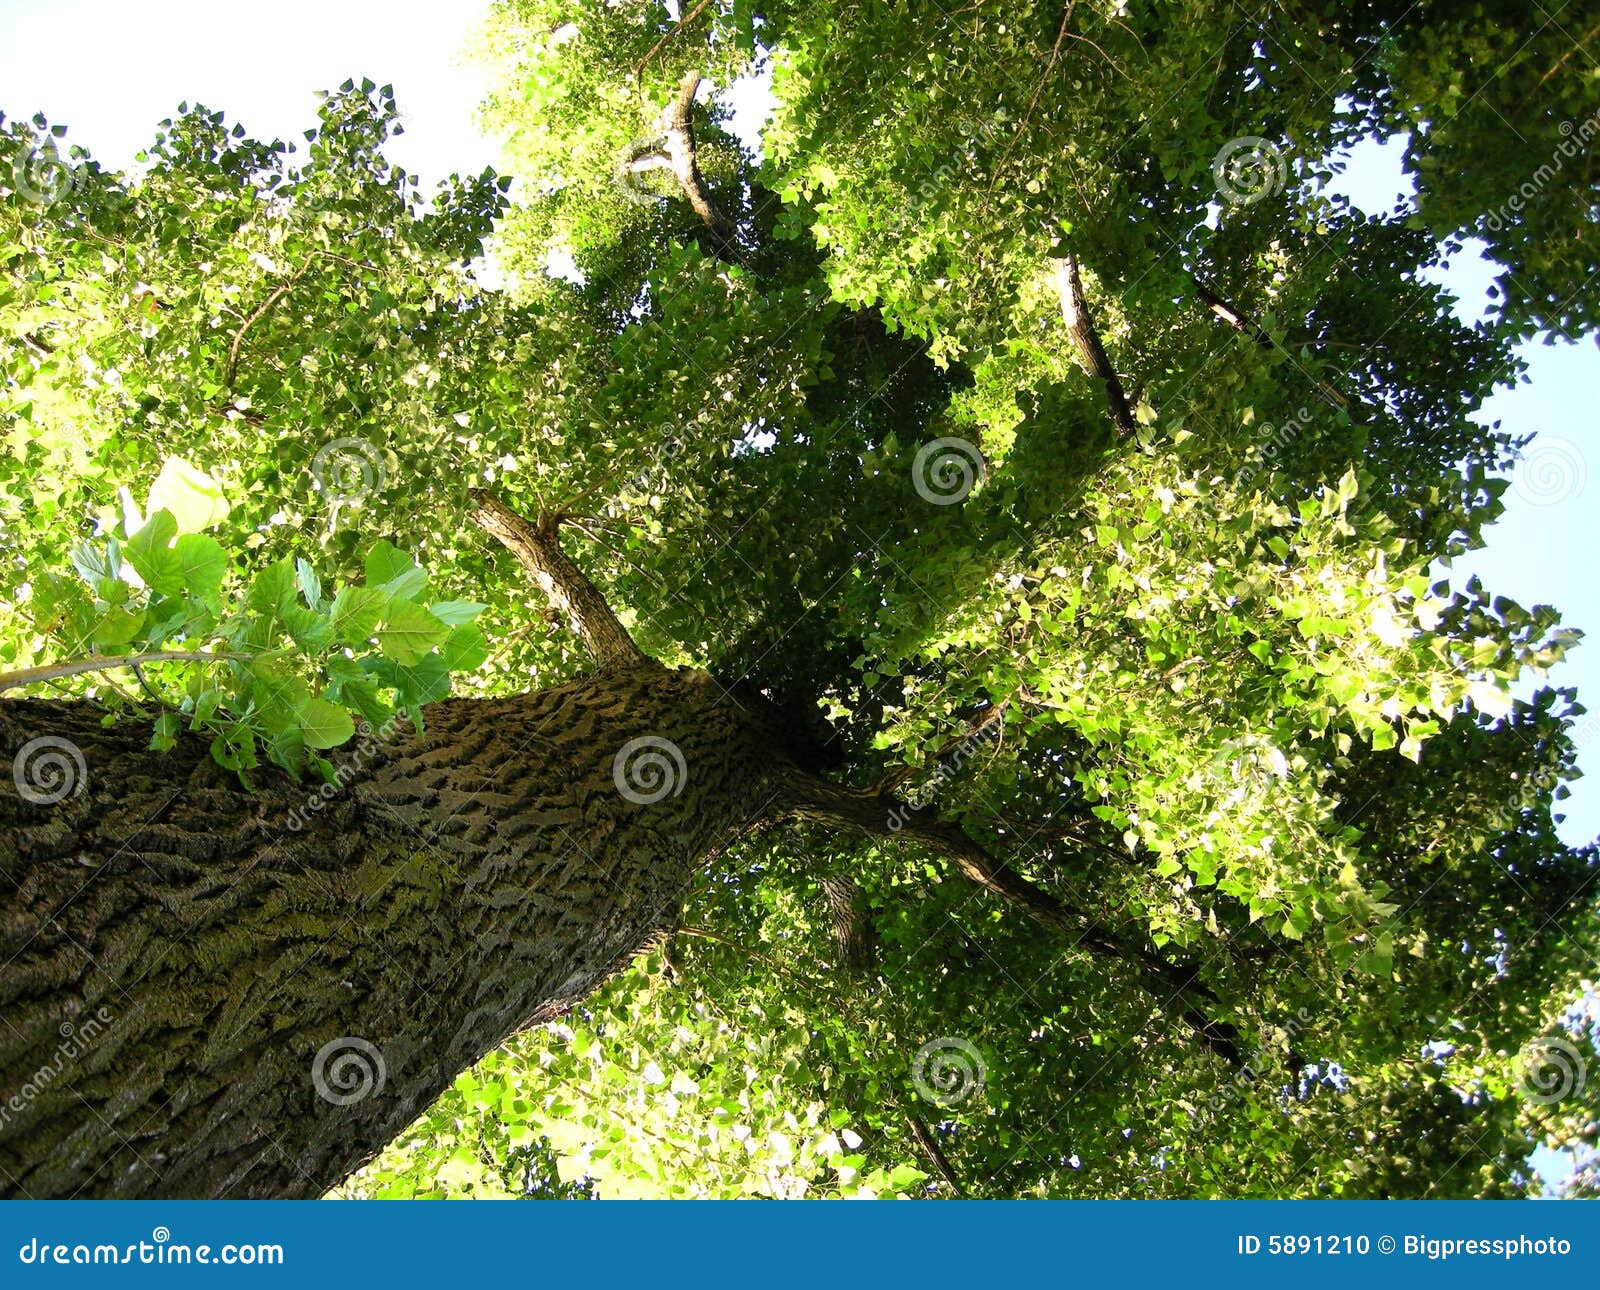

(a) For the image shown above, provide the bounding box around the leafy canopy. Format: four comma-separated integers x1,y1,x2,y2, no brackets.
3,1,1596,1197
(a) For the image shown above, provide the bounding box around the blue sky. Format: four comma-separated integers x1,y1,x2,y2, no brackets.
3,0,1595,848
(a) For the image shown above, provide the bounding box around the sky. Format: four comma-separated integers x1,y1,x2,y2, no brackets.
1,0,1595,847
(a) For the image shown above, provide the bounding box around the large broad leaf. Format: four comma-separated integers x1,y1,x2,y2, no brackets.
124,509,182,596
296,696,357,750
377,601,450,665
146,456,231,532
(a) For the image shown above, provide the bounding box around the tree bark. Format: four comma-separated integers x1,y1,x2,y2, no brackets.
1052,252,1138,437
0,665,795,1198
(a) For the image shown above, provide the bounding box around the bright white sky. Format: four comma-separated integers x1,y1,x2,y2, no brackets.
2,0,1596,848
0,0,499,189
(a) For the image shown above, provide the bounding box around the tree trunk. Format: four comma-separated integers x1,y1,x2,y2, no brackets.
0,663,794,1198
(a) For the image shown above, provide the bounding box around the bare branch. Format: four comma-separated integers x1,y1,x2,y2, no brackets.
784,776,1244,1066
1052,251,1138,436
467,489,648,670
0,651,245,694
904,1114,966,1197
660,71,737,262
635,0,714,79
1192,278,1351,413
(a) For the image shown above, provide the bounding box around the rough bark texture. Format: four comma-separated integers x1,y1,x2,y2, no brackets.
1053,252,1138,437
660,71,737,262
0,664,795,1198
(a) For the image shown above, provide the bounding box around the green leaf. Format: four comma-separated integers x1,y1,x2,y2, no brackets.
377,601,450,665
174,533,227,603
146,456,230,532
328,586,387,645
125,509,182,595
297,697,356,750
428,600,488,626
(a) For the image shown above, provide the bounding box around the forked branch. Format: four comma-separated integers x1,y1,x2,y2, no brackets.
659,71,737,262
467,489,648,670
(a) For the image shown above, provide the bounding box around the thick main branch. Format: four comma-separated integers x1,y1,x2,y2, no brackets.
660,71,737,262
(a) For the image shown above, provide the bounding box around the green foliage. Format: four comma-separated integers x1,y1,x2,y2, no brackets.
5,0,1597,1197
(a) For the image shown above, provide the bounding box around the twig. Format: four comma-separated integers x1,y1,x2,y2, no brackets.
0,650,245,694
635,0,714,80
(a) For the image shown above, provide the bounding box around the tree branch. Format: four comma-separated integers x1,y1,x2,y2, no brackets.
224,262,312,391
1192,278,1352,413
0,650,245,694
785,777,1243,1066
821,873,877,972
660,71,737,262
1052,252,1138,436
467,489,648,670
903,1114,966,1197
635,0,714,79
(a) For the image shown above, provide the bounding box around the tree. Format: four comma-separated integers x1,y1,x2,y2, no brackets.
1,0,1595,1199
